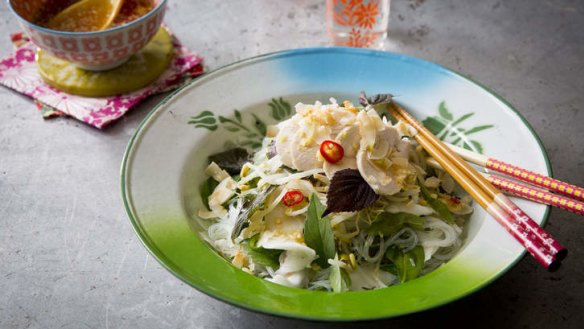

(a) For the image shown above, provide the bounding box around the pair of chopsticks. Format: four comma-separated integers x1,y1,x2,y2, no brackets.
426,144,584,216
386,101,566,271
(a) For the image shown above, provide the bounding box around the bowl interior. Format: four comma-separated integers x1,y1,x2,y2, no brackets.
122,48,550,320
8,0,165,33
180,94,485,251
9,0,77,25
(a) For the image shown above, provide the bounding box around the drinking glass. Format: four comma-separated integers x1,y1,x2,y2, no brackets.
326,0,391,49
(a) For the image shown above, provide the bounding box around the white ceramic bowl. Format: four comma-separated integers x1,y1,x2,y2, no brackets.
122,48,551,320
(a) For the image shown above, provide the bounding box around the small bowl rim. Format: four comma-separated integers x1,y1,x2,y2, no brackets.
6,0,167,36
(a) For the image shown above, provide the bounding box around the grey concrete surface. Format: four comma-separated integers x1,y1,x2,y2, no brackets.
1,0,583,328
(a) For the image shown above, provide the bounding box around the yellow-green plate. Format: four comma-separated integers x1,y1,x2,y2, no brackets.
37,27,173,97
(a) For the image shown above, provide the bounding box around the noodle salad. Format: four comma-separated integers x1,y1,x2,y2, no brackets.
197,94,473,292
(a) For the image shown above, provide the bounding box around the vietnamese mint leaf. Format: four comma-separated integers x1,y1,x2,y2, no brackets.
368,212,425,236
323,169,379,217
419,183,455,224
241,235,283,269
385,245,425,283
231,185,276,240
208,147,252,175
200,177,219,211
304,193,336,268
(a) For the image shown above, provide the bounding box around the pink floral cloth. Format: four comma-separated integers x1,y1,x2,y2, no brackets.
0,31,204,129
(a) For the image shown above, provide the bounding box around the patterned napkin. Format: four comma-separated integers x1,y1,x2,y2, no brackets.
0,30,204,129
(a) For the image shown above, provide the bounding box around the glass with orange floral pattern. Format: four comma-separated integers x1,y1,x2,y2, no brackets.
326,0,390,49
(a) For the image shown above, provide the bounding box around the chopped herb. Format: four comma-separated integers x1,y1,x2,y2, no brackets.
209,148,252,175
385,245,425,283
368,212,425,236
247,177,261,189
281,165,299,174
419,183,455,224
304,194,336,268
241,235,283,269
231,186,275,240
200,177,219,210
323,169,379,217
379,263,398,275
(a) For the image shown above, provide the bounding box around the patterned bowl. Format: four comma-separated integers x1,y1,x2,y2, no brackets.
7,0,167,71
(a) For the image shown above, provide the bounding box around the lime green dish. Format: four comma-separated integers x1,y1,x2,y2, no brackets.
121,48,550,320
37,27,173,97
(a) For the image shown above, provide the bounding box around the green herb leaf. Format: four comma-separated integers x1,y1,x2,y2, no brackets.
200,177,219,211
241,235,282,269
323,169,379,217
304,194,336,268
385,245,425,283
329,258,351,292
419,184,455,224
231,186,275,240
208,148,252,175
379,263,398,275
368,212,425,236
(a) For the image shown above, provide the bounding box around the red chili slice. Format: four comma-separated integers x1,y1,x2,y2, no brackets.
320,140,344,164
281,190,305,207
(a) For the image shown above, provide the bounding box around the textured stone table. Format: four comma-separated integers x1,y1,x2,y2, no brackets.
1,0,583,328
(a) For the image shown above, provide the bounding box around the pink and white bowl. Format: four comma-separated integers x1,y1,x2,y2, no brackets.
7,0,167,71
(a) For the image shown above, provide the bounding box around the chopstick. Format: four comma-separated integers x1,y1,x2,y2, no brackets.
487,175,584,215
446,142,584,203
386,102,565,271
426,158,584,216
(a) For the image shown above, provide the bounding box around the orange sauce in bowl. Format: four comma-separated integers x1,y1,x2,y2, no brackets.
112,0,156,27
39,0,155,32
46,1,117,32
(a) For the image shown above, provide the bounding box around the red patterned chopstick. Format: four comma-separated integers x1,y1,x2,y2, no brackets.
447,143,584,203
486,159,584,202
487,174,584,216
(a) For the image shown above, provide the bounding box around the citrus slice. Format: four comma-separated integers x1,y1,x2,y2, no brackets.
46,0,124,32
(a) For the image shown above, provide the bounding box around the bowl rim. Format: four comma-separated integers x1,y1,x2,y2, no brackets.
6,0,167,36
120,47,552,320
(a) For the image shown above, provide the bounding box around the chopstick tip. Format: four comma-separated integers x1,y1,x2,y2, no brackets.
547,260,562,272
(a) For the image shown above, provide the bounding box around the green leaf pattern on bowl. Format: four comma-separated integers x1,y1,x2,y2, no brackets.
188,98,293,150
421,101,493,154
